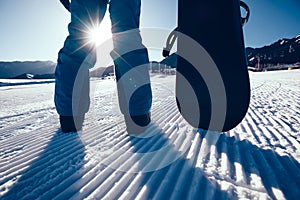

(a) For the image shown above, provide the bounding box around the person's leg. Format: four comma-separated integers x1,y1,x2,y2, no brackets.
55,0,107,132
109,0,152,133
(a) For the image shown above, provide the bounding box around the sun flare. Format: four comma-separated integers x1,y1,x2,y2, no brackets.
87,16,112,46
89,26,102,45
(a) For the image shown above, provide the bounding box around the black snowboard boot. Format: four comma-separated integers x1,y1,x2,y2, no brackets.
60,115,85,133
124,113,151,135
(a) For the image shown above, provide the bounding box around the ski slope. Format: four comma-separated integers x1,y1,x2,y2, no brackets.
0,70,300,199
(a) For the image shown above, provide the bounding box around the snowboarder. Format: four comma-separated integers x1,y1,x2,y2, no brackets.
55,0,152,133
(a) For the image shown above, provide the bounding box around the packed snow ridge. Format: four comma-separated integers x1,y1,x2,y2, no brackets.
0,70,300,199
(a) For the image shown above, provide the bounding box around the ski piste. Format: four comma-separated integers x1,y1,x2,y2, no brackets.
164,0,251,132
1,72,300,199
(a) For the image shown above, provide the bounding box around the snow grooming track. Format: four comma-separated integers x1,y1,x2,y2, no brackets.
0,71,300,199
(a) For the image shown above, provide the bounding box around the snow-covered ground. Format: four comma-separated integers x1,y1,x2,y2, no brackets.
0,70,300,199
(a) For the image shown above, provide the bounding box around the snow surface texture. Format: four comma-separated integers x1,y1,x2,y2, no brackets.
0,70,300,199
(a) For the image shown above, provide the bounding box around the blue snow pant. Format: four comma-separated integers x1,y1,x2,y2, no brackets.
55,0,152,117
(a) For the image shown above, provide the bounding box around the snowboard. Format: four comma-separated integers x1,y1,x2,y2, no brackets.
165,0,251,132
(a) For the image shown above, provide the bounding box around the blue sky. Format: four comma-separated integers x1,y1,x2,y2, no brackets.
0,0,299,62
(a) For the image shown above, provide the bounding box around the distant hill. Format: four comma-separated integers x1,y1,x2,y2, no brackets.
160,53,177,68
2,35,299,79
246,35,300,68
0,61,56,79
0,60,115,79
160,35,300,71
90,65,114,78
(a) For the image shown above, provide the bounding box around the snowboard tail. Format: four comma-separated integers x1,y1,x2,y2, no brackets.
175,0,251,132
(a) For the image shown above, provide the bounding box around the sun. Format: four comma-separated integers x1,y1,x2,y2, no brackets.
87,16,112,46
89,25,102,45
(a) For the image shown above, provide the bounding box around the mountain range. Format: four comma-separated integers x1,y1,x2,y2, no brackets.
0,61,56,79
246,35,300,69
0,35,299,79
161,35,300,70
